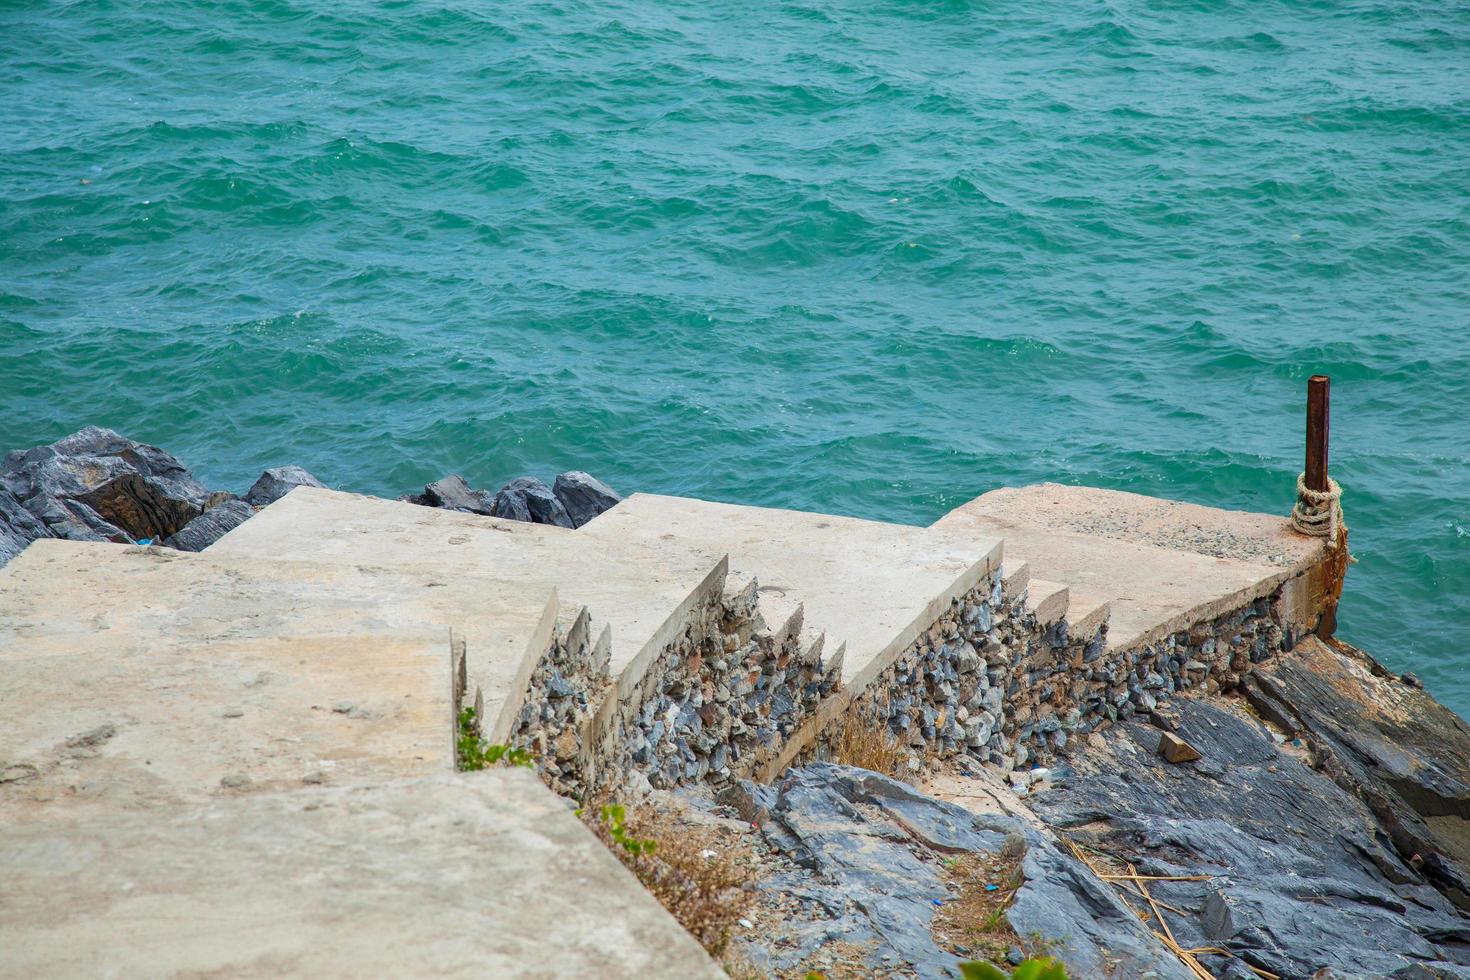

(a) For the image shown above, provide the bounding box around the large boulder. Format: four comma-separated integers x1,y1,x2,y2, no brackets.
492,477,573,528
163,497,257,552
243,466,325,507
0,426,209,543
403,475,496,516
552,471,621,528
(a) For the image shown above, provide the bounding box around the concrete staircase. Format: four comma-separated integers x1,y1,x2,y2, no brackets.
0,481,1330,976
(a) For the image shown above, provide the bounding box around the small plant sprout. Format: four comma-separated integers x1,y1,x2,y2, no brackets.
456,706,534,771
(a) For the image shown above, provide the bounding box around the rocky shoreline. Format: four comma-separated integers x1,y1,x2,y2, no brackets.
0,426,623,567
4,427,1468,978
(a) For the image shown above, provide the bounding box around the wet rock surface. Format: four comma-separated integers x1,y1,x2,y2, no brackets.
1245,636,1470,914
717,762,1188,979
1029,695,1470,979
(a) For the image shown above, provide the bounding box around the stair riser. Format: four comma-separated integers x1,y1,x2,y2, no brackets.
503,611,611,797
982,587,1295,776
591,579,841,793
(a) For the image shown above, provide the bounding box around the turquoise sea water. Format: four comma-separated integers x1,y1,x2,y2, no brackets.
2,0,1467,716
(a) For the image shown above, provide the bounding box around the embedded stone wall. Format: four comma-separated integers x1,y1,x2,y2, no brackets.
607,577,841,792
807,570,1008,774
994,589,1293,784
508,610,609,797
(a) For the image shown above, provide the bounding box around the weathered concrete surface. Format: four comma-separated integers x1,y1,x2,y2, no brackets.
1245,636,1470,912
721,763,1188,979
937,483,1328,651
581,493,1002,692
1029,695,1470,979
968,483,1322,567
211,487,727,701
0,770,725,979
0,540,563,819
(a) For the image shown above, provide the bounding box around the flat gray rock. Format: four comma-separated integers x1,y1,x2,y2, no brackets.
726,762,1188,979
405,473,496,515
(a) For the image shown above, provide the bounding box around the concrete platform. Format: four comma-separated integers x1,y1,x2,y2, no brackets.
0,540,559,821
211,488,727,700
580,494,1003,691
936,484,1328,651
0,770,724,979
970,483,1321,567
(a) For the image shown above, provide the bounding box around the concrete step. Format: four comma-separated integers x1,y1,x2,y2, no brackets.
210,487,727,713
580,493,1002,692
210,488,841,791
1002,560,1030,603
579,494,1003,777
936,483,1327,653
1025,577,1071,627
0,539,561,820
2,769,724,979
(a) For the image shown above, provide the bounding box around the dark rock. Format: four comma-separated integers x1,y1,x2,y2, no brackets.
1243,636,1470,913
493,477,572,528
404,474,496,516
1,487,50,565
243,466,325,507
727,763,1188,979
164,498,256,552
552,471,621,528
0,426,208,543
1029,696,1470,978
0,521,28,565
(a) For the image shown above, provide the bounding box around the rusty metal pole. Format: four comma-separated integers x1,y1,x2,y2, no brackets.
1305,375,1337,637
1305,375,1330,493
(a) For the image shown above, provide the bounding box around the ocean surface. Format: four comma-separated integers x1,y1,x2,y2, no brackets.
2,0,1467,717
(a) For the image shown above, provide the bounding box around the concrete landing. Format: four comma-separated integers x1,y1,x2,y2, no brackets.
211,488,727,700
937,484,1328,651
580,494,1003,692
0,540,559,820
0,770,724,979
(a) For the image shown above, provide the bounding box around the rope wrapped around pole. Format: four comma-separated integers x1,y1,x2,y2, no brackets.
1291,472,1344,544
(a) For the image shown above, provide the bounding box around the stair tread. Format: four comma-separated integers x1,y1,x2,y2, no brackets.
0,539,560,820
580,493,1002,691
210,487,726,698
937,484,1322,652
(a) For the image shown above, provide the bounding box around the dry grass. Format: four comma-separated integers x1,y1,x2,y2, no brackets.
831,711,903,776
584,801,753,956
930,850,1027,966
